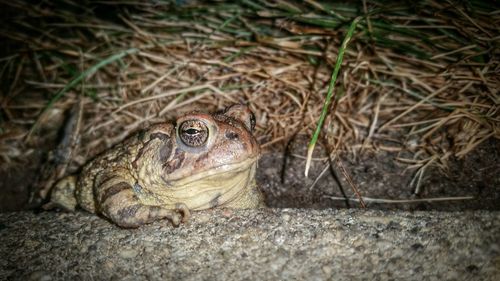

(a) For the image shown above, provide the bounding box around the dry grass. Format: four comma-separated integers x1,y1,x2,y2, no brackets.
0,0,498,189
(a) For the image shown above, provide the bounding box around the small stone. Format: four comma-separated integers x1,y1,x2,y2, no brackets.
196,213,211,223
28,270,52,281
23,239,41,249
282,213,291,222
118,248,139,259
221,209,234,217
271,229,287,245
104,260,115,271
79,245,88,253
322,265,333,276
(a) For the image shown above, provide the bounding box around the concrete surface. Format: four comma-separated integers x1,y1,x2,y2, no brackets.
0,209,498,280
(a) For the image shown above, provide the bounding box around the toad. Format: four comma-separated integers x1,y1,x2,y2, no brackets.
50,104,265,228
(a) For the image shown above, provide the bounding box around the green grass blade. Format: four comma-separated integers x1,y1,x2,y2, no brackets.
305,16,362,177
26,47,139,140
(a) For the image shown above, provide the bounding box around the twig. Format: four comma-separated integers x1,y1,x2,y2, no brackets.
324,195,474,204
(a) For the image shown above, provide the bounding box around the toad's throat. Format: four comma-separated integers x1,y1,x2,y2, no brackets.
154,161,257,210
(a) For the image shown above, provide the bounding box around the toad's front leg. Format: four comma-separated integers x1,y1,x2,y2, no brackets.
95,174,190,228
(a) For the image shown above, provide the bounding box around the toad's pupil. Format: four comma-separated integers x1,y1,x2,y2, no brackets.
185,128,199,135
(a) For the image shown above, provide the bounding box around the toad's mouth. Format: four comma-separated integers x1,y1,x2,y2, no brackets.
158,158,257,210
162,156,259,187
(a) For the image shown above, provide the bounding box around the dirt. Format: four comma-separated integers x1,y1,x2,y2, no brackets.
1,137,498,212
0,166,34,212
0,153,42,212
259,137,500,211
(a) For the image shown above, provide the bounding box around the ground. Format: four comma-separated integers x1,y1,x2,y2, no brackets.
1,209,498,280
260,137,500,211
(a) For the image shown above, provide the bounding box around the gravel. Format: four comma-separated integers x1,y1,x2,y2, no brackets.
0,209,498,280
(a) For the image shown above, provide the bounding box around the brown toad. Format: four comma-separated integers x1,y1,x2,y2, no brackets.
50,104,265,228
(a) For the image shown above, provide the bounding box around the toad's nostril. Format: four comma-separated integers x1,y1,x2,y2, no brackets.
225,131,239,140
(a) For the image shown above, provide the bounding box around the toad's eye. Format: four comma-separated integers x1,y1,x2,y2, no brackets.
185,128,199,135
178,120,209,147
